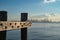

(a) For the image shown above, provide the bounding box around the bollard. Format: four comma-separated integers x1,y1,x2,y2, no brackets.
21,13,28,40
0,11,7,40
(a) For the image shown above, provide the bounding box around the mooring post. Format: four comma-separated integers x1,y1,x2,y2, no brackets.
21,13,28,40
0,11,7,40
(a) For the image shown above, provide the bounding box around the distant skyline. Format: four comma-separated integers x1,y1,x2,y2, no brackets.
0,0,60,20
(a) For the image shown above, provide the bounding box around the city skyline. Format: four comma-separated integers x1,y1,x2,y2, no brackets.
29,13,60,22
0,0,60,20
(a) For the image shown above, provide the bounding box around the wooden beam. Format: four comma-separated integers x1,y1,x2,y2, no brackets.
0,21,31,31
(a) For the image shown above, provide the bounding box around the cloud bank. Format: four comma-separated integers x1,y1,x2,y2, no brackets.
44,0,56,3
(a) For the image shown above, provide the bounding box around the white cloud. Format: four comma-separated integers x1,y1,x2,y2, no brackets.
44,0,56,3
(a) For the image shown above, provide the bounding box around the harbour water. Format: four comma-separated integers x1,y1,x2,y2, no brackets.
7,23,60,40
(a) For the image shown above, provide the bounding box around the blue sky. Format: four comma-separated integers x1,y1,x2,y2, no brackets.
0,0,60,20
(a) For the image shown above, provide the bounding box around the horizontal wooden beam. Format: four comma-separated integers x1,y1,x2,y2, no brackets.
0,21,32,31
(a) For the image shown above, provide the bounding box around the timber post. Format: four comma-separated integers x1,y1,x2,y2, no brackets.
0,11,7,40
21,13,28,40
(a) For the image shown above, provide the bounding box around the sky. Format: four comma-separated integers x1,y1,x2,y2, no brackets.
0,0,60,20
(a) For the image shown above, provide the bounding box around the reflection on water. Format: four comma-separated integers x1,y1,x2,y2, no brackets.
7,23,60,40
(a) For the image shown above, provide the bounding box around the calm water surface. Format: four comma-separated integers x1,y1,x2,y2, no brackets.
7,23,60,40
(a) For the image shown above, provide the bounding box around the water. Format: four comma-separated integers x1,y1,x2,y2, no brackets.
7,23,60,40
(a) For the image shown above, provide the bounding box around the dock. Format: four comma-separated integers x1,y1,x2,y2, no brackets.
0,11,32,40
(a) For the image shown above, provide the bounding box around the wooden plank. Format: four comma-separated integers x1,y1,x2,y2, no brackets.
0,21,32,31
